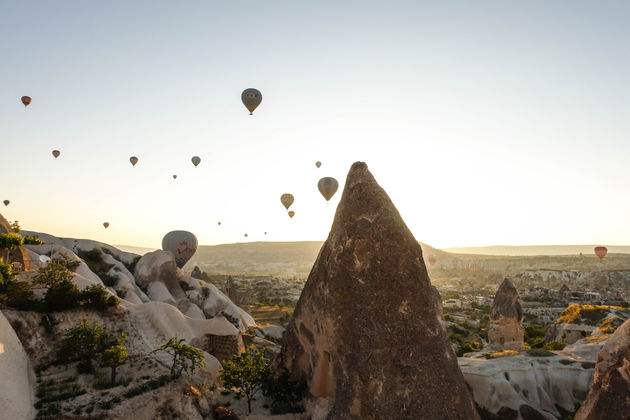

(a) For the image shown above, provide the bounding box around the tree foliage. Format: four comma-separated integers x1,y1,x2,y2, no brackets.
58,319,110,372
81,284,118,310
220,349,271,413
103,343,128,384
262,369,306,414
0,259,16,293
32,259,75,288
155,337,206,379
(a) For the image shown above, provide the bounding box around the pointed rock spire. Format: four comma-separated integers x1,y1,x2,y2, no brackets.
277,162,479,419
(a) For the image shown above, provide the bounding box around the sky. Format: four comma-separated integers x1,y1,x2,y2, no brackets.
1,1,629,249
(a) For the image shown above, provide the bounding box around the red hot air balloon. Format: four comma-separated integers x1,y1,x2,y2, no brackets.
594,246,607,260
21,96,32,106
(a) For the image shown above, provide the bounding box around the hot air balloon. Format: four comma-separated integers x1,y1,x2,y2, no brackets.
172,175,177,180
52,150,60,158
129,156,138,166
318,177,339,202
241,88,262,115
218,222,222,226
594,246,607,260
264,232,267,235
244,233,248,238
21,96,31,107
428,257,437,267
162,230,198,269
103,222,109,229
280,194,294,210
315,161,321,168
288,211,295,219
192,156,201,167
3,200,9,206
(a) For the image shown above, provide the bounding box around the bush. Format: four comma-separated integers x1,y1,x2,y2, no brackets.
58,319,110,373
32,259,75,288
44,279,81,311
457,341,483,356
5,281,37,310
22,236,43,245
0,259,16,293
262,369,306,414
81,285,118,310
543,340,567,351
154,337,206,378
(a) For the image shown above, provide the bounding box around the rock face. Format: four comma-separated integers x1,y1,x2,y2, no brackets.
575,318,630,420
277,162,479,419
0,310,36,420
488,278,524,351
460,353,594,419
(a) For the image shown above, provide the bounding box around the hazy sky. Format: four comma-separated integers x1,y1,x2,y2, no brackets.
1,1,629,249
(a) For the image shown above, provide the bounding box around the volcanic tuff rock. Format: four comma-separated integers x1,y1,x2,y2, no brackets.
575,318,630,420
277,162,479,419
488,278,525,351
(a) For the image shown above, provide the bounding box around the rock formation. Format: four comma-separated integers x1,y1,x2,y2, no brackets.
277,162,479,419
488,278,524,350
575,318,630,419
460,353,594,419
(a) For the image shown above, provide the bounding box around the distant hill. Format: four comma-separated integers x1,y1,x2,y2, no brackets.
443,245,630,256
114,245,158,255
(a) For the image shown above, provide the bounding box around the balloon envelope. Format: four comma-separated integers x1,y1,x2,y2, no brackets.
3,200,9,206
280,193,294,210
172,175,177,179
218,222,221,226
244,233,248,238
241,88,262,114
288,211,295,219
315,161,321,168
594,246,607,260
162,230,198,269
52,150,60,158
129,156,138,166
103,222,109,229
318,177,339,201
21,96,31,106
192,156,201,167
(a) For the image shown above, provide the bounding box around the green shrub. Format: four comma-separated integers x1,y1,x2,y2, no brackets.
0,259,16,293
221,349,271,413
44,279,81,311
32,259,75,288
23,236,43,245
457,341,483,356
543,340,567,351
58,319,110,373
262,369,306,414
5,281,37,310
81,285,118,310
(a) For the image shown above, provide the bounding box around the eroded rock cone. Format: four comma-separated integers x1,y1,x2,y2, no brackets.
575,317,630,420
488,278,524,350
277,162,479,419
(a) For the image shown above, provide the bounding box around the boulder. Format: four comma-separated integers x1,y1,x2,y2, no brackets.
277,162,479,419
488,278,525,351
575,318,630,419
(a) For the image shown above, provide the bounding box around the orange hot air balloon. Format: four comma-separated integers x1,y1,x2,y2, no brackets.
594,246,607,260
21,96,31,106
428,257,437,267
288,211,295,219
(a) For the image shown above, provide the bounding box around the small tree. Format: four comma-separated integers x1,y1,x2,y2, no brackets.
10,221,20,233
103,343,128,385
154,337,206,378
81,284,118,310
220,349,271,413
22,235,43,245
58,319,109,372
32,259,75,288
0,233,24,264
44,279,81,311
